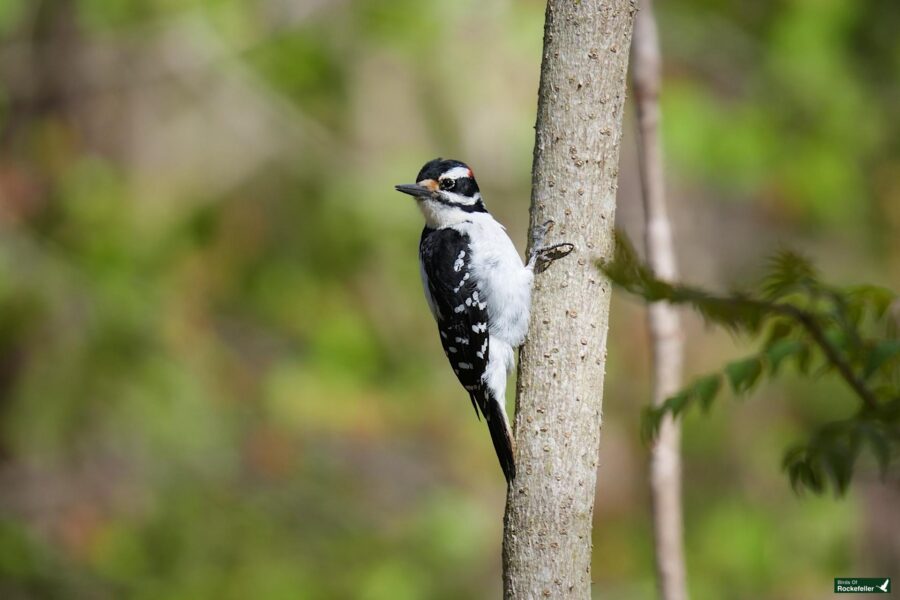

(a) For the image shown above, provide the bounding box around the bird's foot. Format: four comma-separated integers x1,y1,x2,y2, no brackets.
529,220,575,273
532,242,575,273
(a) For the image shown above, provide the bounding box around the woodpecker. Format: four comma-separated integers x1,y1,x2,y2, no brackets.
396,158,573,483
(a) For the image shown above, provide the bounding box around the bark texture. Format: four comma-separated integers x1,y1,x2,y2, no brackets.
502,1,636,598
632,2,688,599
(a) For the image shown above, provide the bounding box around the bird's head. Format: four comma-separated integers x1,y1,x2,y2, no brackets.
395,158,486,226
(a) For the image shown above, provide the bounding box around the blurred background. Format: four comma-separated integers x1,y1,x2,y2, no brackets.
0,0,898,598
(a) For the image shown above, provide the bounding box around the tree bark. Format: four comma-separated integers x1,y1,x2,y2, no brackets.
502,1,636,598
631,2,688,599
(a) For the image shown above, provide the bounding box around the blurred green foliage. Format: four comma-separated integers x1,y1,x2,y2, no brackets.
603,235,899,494
659,0,900,230
0,0,897,599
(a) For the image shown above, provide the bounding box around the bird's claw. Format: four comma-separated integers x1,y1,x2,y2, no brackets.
532,242,575,273
529,218,575,273
536,242,575,262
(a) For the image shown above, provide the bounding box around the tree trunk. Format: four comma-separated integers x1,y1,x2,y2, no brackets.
631,2,689,599
502,1,636,598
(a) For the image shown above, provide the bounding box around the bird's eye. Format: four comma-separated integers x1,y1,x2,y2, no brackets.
439,178,455,191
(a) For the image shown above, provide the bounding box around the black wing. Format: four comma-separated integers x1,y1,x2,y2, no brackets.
420,226,516,482
419,227,490,413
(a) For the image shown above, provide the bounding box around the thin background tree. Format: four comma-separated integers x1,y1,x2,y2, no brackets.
632,1,689,599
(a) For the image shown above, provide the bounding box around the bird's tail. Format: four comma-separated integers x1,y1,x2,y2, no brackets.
477,389,516,484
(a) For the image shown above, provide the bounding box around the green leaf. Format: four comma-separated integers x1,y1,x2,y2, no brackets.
863,427,891,475
783,445,827,495
831,290,864,329
642,374,723,441
765,320,795,345
823,445,856,495
692,374,722,413
764,339,806,375
665,390,692,418
784,446,804,491
847,285,896,320
863,340,900,379
794,344,812,374
762,250,817,300
641,406,664,443
724,357,763,394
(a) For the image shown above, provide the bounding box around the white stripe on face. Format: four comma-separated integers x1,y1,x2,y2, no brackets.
442,166,472,180
440,191,480,206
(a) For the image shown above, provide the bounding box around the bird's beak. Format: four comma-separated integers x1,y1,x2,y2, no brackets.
394,183,435,198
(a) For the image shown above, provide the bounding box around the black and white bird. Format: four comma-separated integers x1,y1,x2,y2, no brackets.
395,158,572,483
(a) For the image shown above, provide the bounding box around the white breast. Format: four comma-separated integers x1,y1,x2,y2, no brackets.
455,216,533,347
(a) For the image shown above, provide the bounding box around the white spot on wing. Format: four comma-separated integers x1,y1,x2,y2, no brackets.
453,250,466,272
453,272,471,293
